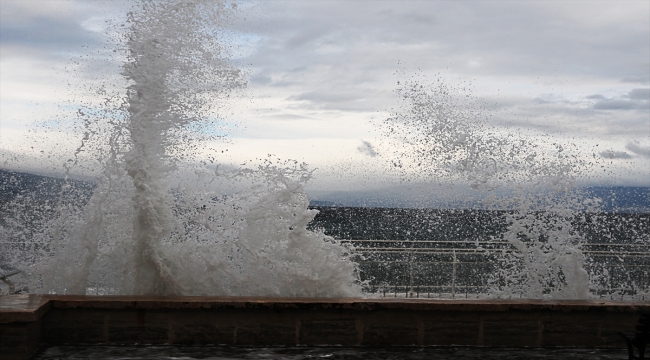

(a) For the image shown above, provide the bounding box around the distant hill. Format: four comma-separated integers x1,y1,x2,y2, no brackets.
583,186,650,213
309,185,650,213
1,169,648,213
0,169,95,204
308,200,338,207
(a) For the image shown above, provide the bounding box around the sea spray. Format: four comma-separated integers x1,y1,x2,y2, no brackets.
12,0,362,297
380,76,599,299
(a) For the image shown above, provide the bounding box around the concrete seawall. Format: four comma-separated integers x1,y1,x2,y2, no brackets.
1,294,648,359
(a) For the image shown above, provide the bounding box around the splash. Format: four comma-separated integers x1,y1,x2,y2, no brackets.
380,77,602,299
2,0,361,297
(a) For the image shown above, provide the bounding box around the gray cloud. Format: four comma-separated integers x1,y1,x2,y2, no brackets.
285,25,333,50
490,96,639,135
284,89,381,113
586,94,606,100
599,150,632,159
621,76,650,85
227,1,650,145
357,140,377,157
239,1,649,81
250,74,272,85
0,1,123,60
404,11,436,26
0,17,99,49
589,88,649,111
594,99,643,110
626,142,650,158
627,88,650,100
289,91,363,104
265,113,316,121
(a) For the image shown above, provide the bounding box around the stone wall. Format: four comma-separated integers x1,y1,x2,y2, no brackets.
1,295,647,360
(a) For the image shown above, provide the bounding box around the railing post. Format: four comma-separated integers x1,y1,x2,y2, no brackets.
0,276,15,294
0,267,21,295
452,250,457,299
409,246,415,298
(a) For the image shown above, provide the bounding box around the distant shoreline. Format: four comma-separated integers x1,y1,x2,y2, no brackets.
2,168,649,213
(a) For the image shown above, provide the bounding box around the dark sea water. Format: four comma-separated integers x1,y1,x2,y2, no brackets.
308,206,650,299
34,345,628,360
308,206,649,243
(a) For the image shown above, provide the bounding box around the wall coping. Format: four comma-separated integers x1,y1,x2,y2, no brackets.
1,294,648,323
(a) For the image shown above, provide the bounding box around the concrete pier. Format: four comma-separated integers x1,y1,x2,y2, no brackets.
1,294,648,360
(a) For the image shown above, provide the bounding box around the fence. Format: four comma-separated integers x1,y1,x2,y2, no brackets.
343,239,650,299
1,239,649,298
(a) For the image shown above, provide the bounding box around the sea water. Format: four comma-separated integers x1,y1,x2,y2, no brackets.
33,345,628,360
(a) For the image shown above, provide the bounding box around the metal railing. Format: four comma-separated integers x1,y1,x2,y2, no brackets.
342,239,650,299
0,265,21,295
1,238,648,298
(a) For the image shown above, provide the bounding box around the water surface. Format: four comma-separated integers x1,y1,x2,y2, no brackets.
34,345,628,360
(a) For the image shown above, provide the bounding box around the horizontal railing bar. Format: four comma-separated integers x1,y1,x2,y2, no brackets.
342,240,650,246
351,248,650,256
582,244,650,247
363,285,650,291
0,270,21,278
364,285,486,289
357,261,492,265
583,251,650,255
354,248,494,252
0,242,50,244
342,240,511,244
356,260,650,266
568,254,649,258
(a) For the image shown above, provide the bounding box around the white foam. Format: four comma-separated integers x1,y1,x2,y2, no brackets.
381,77,604,299
28,0,362,297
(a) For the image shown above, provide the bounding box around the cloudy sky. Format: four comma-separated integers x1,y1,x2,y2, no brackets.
1,0,649,197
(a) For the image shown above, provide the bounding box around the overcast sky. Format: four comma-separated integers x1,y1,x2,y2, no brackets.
1,0,649,194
